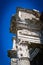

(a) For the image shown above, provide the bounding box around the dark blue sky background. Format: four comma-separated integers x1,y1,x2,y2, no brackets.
0,0,43,65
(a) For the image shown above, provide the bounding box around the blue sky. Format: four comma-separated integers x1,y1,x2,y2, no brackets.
0,0,43,65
